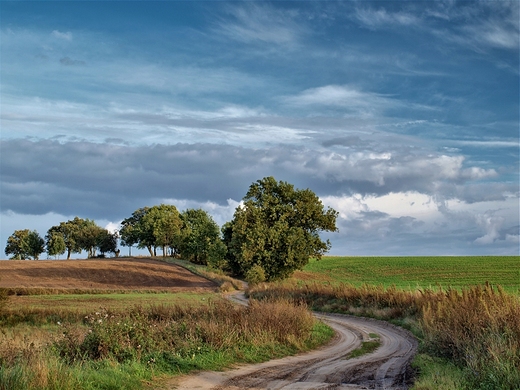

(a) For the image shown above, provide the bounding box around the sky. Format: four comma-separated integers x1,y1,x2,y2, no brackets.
1,0,519,257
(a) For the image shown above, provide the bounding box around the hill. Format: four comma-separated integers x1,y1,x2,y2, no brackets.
0,258,217,292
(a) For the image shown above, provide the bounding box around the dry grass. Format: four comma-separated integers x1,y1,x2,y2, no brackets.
249,281,520,389
0,299,325,390
420,284,520,389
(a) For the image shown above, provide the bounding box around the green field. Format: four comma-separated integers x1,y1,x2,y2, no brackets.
300,256,520,293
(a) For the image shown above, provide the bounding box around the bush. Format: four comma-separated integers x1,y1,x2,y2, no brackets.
245,265,266,285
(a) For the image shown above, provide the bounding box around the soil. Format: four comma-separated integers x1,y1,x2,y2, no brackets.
0,258,217,292
170,292,418,390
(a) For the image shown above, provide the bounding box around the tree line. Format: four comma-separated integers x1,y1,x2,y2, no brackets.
4,177,338,280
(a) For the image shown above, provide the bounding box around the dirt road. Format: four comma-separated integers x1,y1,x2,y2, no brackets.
171,293,418,390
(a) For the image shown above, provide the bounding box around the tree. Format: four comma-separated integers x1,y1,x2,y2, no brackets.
46,218,83,259
225,177,338,281
96,230,118,256
120,205,182,257
179,208,226,266
5,229,45,260
76,219,105,258
46,217,116,259
146,205,183,257
120,207,152,254
46,232,66,259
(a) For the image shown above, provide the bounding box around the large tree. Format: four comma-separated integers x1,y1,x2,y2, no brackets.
179,208,226,266
96,229,119,256
120,205,182,257
120,207,153,254
5,229,45,260
46,232,66,259
46,218,83,259
225,177,338,281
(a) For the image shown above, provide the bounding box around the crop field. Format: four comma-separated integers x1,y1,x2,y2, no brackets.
4,291,215,316
294,256,519,293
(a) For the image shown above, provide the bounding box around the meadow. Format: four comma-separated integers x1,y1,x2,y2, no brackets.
298,256,519,294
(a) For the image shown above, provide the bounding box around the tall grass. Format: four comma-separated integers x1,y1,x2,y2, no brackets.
421,284,520,389
0,299,332,390
249,281,520,389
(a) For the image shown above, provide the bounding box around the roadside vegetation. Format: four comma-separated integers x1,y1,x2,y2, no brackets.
0,293,333,390
249,259,520,390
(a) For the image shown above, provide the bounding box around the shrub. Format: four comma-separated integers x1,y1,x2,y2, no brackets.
245,265,266,285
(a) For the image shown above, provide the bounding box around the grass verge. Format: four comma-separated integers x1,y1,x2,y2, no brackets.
0,299,333,390
249,281,520,389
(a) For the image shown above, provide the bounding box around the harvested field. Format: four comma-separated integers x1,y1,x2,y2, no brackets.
0,258,217,292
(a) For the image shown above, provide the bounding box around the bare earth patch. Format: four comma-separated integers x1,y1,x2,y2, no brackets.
0,258,217,292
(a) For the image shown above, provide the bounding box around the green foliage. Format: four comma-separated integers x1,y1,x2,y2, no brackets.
179,208,225,266
4,230,45,260
225,177,338,281
245,264,266,285
411,354,465,390
96,230,118,256
120,205,182,257
46,232,66,259
46,217,116,259
46,218,84,259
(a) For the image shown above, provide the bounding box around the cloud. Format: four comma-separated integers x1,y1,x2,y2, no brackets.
51,30,72,41
354,7,421,30
60,57,85,66
215,3,305,45
283,85,400,116
0,138,509,219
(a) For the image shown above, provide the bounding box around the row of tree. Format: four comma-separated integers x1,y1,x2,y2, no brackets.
4,177,338,280
5,217,118,260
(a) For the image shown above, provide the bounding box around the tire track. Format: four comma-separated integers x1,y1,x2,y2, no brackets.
170,293,418,390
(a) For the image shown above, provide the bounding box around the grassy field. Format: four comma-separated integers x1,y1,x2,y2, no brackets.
297,256,519,293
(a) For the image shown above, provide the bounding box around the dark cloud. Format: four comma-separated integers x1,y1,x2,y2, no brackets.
1,139,514,224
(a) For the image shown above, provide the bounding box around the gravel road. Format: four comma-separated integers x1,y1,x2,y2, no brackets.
170,293,418,390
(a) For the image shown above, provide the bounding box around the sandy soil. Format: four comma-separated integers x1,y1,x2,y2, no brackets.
0,258,217,291
170,292,418,390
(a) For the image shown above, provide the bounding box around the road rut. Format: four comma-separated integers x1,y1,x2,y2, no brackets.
170,293,418,390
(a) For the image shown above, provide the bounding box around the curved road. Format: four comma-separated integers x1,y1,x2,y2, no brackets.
170,293,418,390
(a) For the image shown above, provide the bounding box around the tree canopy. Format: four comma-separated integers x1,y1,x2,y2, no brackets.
224,176,338,281
179,208,226,266
46,217,117,259
120,205,182,257
5,229,45,260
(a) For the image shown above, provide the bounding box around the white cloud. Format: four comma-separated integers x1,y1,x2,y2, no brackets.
283,85,400,116
354,7,421,29
216,3,304,45
51,30,72,41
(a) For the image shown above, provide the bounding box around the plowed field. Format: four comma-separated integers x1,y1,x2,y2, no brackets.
0,258,217,292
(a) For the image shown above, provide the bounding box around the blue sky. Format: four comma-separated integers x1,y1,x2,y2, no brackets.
1,1,519,257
